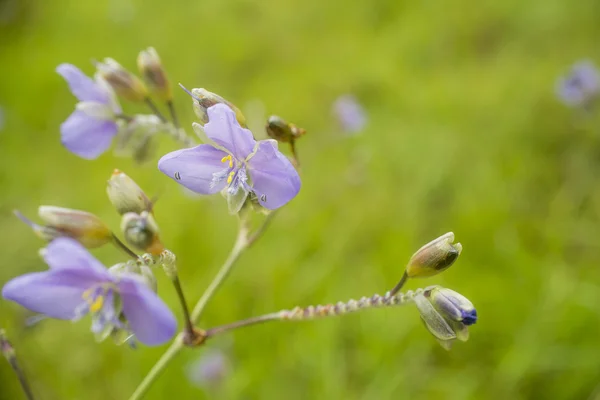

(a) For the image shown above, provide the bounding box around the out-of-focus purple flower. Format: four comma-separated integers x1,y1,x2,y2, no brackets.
158,104,301,213
556,61,600,107
186,350,230,389
1,238,176,346
57,64,122,160
332,94,367,134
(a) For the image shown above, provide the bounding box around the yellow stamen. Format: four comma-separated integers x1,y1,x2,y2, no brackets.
82,288,94,299
227,171,235,184
90,295,104,313
221,155,234,168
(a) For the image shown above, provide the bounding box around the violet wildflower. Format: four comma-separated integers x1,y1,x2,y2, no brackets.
186,350,230,389
332,94,367,134
556,60,600,108
57,64,122,159
158,104,301,213
1,238,177,345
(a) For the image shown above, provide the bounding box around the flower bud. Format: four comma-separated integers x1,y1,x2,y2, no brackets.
405,232,462,278
414,285,477,350
108,263,157,293
107,169,153,215
266,116,306,143
15,207,112,248
95,58,148,102
137,47,172,102
121,211,164,255
183,86,246,127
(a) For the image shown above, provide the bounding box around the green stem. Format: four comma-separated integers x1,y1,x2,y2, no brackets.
111,233,139,259
389,271,409,297
1,330,36,400
129,213,275,400
144,97,167,123
205,313,281,337
171,276,195,339
127,336,184,400
167,100,179,129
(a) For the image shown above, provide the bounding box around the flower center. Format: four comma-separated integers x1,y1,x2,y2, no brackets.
74,283,124,338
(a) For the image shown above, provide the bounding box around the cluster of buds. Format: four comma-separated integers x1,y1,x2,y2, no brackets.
387,232,476,349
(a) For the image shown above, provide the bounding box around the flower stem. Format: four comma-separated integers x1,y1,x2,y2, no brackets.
203,289,422,338
167,100,179,129
144,97,167,123
171,276,195,339
127,335,184,400
1,329,36,400
129,214,274,399
389,271,409,297
112,233,139,258
290,140,300,167
190,225,249,323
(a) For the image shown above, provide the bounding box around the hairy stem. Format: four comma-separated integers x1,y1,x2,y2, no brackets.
1,330,36,400
204,289,421,338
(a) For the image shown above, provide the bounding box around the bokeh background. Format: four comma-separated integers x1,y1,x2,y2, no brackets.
2,0,600,399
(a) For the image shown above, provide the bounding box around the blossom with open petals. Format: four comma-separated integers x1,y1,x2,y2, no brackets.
2,238,176,345
57,64,122,159
158,104,301,213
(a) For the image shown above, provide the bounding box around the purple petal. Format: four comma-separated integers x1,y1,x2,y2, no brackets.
56,64,108,103
2,269,99,319
61,110,118,159
43,238,111,279
248,140,301,209
205,104,256,160
118,277,177,346
158,144,229,194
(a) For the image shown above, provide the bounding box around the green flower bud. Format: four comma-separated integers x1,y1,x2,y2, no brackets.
107,169,153,215
405,232,462,278
15,207,112,248
183,86,246,127
137,47,172,102
121,211,164,255
95,58,148,102
266,116,306,144
414,286,477,350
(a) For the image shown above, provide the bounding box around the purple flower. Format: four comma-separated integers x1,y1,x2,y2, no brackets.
332,94,367,134
556,60,600,107
1,238,176,346
186,350,230,389
158,104,301,213
57,64,122,159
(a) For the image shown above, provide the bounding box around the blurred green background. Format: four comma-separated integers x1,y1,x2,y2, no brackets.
2,0,600,399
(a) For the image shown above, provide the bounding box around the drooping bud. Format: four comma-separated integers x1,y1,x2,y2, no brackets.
137,47,172,102
414,285,477,350
107,169,153,215
266,116,306,144
95,58,148,102
405,232,462,278
179,85,246,127
121,211,164,255
15,207,112,248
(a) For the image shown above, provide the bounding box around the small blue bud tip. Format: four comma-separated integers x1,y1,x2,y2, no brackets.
461,309,477,326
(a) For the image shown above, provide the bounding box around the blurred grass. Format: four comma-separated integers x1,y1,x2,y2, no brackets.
2,0,600,399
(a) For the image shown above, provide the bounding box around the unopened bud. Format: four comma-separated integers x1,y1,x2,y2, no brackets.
107,169,152,215
180,85,246,127
96,58,148,102
414,286,477,350
266,116,306,144
15,207,112,248
405,232,462,278
121,211,164,255
137,47,172,101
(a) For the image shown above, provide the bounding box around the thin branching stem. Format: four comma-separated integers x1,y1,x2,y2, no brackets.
129,213,274,400
167,100,179,129
144,97,167,122
112,233,139,258
1,330,36,400
389,271,409,297
171,276,195,339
